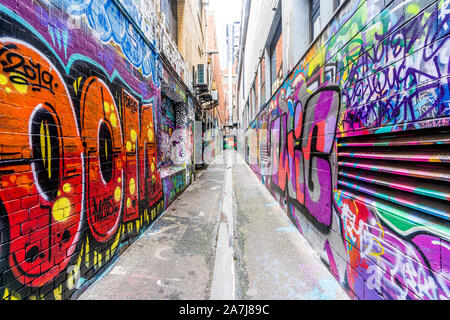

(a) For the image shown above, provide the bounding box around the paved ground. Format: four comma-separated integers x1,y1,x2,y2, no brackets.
77,151,349,300
231,152,348,300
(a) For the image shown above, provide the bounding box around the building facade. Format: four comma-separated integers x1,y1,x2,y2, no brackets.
237,0,450,300
226,21,241,123
206,11,228,151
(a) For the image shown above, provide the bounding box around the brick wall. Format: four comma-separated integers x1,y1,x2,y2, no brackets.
176,0,206,76
206,12,228,125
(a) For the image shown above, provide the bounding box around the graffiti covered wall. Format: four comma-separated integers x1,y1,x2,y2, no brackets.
0,0,189,300
224,136,237,150
241,0,449,300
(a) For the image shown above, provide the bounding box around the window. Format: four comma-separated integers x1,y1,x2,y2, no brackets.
250,87,255,118
245,102,249,127
254,76,259,111
311,0,321,41
334,0,342,11
260,57,266,105
269,21,282,92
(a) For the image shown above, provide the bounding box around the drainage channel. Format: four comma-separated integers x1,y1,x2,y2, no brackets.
210,151,236,300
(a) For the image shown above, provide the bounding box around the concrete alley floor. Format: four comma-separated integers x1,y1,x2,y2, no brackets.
76,151,349,300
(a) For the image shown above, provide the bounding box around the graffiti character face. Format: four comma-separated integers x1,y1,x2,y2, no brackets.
171,128,191,165
0,39,83,287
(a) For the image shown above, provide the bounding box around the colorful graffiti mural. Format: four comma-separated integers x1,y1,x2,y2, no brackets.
162,168,187,209
241,0,450,300
158,96,177,167
224,136,237,150
66,0,160,82
0,0,190,300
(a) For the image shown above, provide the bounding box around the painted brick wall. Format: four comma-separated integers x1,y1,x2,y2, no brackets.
241,0,450,300
0,0,190,300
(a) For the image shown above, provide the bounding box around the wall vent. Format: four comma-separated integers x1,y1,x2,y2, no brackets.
337,127,450,222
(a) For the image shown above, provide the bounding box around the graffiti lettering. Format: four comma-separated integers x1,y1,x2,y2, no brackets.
0,43,55,93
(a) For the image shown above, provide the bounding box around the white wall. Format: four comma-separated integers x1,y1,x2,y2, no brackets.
240,0,279,112
238,0,338,128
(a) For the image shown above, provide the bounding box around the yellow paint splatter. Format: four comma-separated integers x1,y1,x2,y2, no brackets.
63,183,72,193
40,121,46,165
77,245,84,268
0,74,7,85
110,226,121,255
127,198,131,208
110,113,117,128
67,272,75,290
85,236,90,268
104,101,110,113
46,124,51,178
407,3,420,15
114,187,122,202
98,252,103,267
151,162,155,172
53,285,62,300
135,220,140,232
12,81,28,94
126,141,132,152
39,120,52,179
2,288,9,299
9,73,28,94
73,77,82,95
130,129,137,142
5,87,11,93
52,198,71,222
129,178,136,195
148,129,154,142
144,209,149,224
2,288,21,300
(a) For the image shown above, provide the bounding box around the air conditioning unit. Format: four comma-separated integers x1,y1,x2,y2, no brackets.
195,64,209,87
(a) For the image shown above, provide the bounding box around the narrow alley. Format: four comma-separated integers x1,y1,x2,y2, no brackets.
75,151,348,300
0,0,448,304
